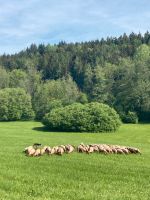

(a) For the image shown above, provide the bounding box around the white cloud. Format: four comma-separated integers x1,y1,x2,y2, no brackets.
0,0,149,54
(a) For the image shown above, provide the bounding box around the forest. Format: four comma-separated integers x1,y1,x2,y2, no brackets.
0,32,150,122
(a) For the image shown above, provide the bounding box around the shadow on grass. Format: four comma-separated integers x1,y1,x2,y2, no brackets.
32,126,89,134
32,126,53,132
32,126,112,134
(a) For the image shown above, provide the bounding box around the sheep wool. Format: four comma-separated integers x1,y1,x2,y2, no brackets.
23,144,141,157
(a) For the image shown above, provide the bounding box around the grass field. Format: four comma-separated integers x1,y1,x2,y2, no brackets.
0,121,150,200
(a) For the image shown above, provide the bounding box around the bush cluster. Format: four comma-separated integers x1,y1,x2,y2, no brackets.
0,88,35,121
43,102,121,132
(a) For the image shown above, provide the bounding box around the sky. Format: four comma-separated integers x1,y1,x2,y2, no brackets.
0,0,150,54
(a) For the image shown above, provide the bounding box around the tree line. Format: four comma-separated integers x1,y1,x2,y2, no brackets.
0,32,150,122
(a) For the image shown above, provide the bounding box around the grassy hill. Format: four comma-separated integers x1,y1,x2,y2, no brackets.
0,121,149,200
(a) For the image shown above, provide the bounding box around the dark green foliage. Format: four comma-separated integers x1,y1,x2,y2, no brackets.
9,69,28,88
139,112,150,122
121,111,138,124
0,32,150,122
33,76,85,120
43,102,121,132
0,67,9,89
0,88,34,121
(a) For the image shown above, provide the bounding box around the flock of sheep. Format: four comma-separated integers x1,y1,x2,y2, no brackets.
24,143,141,156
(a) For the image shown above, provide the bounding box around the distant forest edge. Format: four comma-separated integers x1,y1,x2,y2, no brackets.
0,32,150,122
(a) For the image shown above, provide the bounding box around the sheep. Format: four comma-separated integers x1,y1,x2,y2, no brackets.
126,147,141,154
24,146,36,156
24,146,33,154
33,148,41,156
108,145,117,154
109,145,126,154
51,146,59,154
98,145,108,154
89,144,99,152
40,146,48,155
102,144,113,154
86,145,94,154
60,145,66,152
111,147,117,154
65,144,75,153
56,146,65,155
45,146,53,155
24,143,141,157
77,143,88,153
50,148,56,155
116,148,124,154
28,148,36,156
121,148,129,154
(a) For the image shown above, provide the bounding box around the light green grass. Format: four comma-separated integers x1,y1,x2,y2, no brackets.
0,121,150,200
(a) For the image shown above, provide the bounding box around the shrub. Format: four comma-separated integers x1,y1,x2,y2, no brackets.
122,111,138,124
0,88,35,121
43,102,121,132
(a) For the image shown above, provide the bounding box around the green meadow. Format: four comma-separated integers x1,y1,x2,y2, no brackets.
0,121,150,200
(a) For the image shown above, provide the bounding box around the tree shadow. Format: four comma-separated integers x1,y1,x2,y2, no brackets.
32,126,87,134
32,126,53,132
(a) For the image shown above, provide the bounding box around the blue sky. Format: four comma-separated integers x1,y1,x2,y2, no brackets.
0,0,150,54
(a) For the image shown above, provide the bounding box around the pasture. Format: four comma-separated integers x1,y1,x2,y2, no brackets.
0,121,150,200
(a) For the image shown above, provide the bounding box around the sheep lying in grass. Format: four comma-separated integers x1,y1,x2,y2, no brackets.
24,143,141,156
